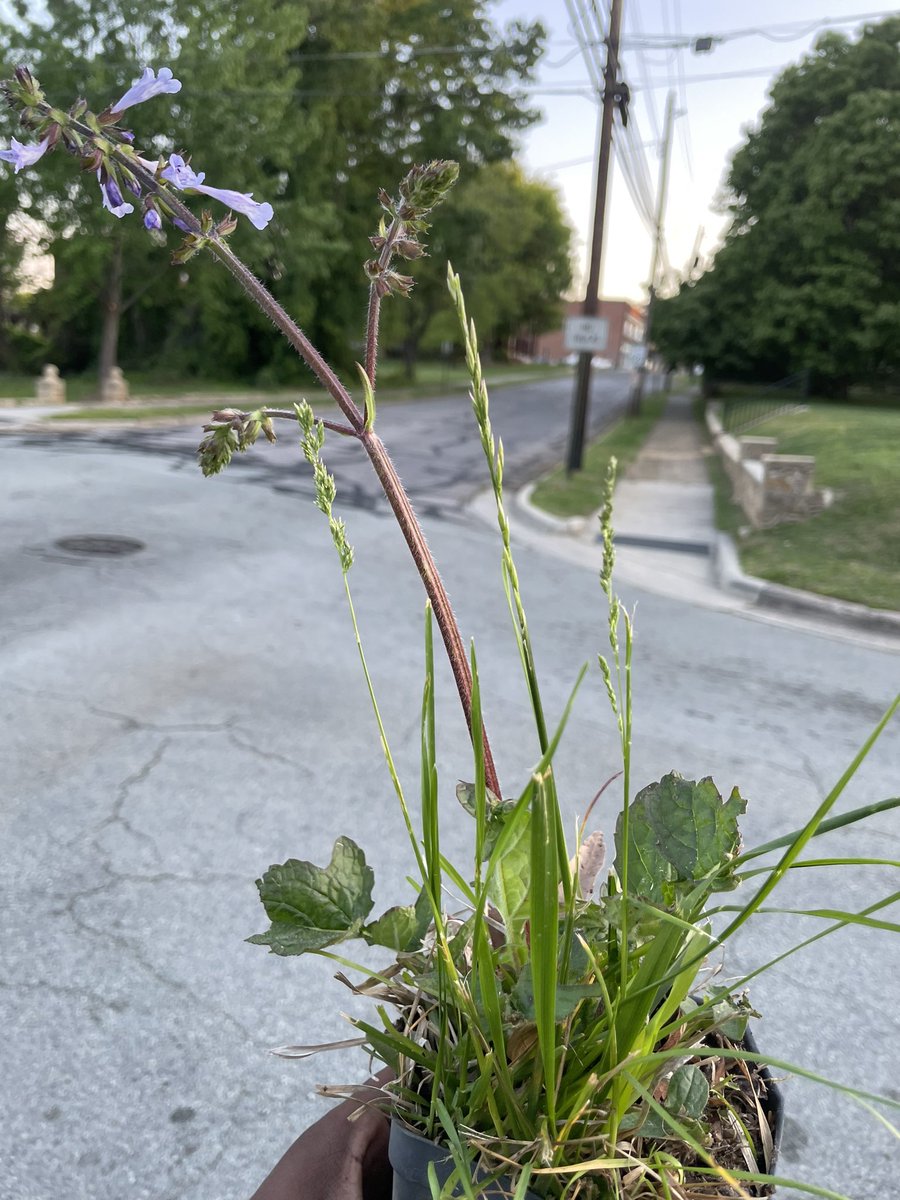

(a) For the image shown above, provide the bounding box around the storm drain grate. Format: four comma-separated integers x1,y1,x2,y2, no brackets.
54,535,145,557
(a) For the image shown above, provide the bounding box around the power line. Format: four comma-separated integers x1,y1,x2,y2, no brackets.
633,65,791,89
671,0,693,179
620,9,898,49
625,0,661,143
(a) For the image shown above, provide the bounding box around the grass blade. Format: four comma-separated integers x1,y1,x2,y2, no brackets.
530,769,560,1127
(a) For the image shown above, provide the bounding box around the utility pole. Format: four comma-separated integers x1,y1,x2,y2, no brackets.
565,0,624,473
629,89,676,416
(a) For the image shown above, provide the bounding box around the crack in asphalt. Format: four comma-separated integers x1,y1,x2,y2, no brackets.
62,875,260,1049
0,975,128,1022
90,739,171,866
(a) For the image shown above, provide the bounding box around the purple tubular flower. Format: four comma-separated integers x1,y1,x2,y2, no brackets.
103,176,126,208
110,66,182,115
97,170,134,219
161,153,203,189
162,153,274,230
0,134,51,173
143,207,162,232
196,187,274,231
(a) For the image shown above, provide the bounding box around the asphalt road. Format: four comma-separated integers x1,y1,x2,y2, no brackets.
1,374,898,1200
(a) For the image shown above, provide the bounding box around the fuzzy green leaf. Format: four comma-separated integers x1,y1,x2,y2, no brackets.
615,773,746,904
635,1108,708,1144
363,890,431,951
248,837,374,955
666,1064,710,1119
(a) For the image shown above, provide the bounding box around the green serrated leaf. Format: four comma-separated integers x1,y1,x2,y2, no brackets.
615,773,746,904
666,1064,710,1120
710,992,757,1041
638,1108,708,1144
248,837,374,956
362,889,431,951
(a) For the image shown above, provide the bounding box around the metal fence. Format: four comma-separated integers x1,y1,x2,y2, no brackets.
720,371,809,434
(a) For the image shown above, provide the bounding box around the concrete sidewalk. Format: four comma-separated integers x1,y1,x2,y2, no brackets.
612,392,714,553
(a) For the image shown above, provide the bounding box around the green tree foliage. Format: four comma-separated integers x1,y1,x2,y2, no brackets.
653,17,900,395
0,0,560,384
1,0,312,380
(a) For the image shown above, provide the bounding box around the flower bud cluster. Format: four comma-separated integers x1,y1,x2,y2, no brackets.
363,160,458,299
197,408,276,477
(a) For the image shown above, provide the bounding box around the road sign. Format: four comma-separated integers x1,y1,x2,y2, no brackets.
564,316,609,354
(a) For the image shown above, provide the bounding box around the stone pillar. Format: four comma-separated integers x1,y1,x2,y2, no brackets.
761,454,818,526
100,366,129,405
36,364,66,405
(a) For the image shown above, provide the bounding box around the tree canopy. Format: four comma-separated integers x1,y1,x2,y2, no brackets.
0,0,572,383
653,17,900,396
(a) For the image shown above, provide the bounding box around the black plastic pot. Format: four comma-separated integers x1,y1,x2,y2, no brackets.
389,1120,539,1200
389,1028,784,1200
743,1024,785,1181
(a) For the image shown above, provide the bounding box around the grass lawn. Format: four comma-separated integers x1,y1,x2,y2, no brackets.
708,403,900,611
18,362,572,420
530,391,668,518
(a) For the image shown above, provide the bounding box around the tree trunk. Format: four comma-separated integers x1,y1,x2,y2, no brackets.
97,237,123,398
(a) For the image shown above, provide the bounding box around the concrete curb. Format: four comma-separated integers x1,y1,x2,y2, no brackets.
515,482,588,536
713,531,900,636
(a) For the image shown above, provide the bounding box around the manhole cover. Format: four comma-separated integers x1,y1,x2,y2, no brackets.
54,535,145,557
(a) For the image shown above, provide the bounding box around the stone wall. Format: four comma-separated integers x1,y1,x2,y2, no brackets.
706,403,829,529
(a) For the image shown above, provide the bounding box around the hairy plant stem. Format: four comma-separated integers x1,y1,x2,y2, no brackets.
208,238,365,433
364,213,405,386
122,177,502,791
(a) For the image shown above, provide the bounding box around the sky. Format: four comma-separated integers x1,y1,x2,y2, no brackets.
490,0,898,303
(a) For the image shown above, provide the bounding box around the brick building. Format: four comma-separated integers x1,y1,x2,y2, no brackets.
514,299,645,368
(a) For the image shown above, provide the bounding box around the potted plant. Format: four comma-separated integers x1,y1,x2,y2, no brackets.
4,64,897,1200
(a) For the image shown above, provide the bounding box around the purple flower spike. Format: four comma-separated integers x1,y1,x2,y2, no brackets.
143,207,162,232
0,134,51,174
110,66,182,116
161,154,273,230
97,171,134,219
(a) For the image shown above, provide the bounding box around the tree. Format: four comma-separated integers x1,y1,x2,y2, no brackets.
280,0,545,371
652,17,900,395
1,0,314,388
1,0,546,385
